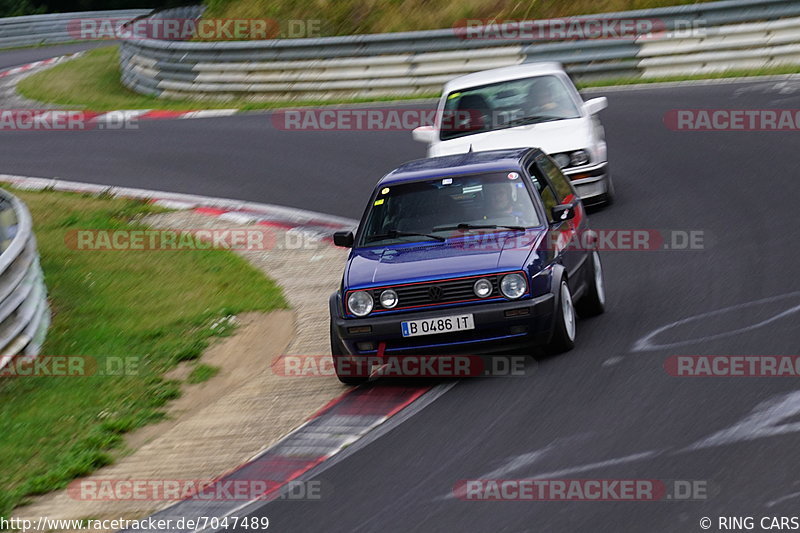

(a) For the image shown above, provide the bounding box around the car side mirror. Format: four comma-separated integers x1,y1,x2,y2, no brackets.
412,125,435,143
583,97,608,115
333,231,354,248
551,203,576,223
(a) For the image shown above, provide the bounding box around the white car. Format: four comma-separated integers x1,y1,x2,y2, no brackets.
412,62,613,205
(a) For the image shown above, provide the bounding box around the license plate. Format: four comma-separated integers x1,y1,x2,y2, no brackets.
401,314,475,337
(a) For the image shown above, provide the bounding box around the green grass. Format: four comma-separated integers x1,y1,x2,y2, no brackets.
16,46,437,111
203,0,720,37
0,188,286,518
187,364,221,384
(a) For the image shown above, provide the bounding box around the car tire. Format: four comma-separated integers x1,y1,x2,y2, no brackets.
546,279,576,354
576,250,606,318
330,319,368,386
600,173,615,206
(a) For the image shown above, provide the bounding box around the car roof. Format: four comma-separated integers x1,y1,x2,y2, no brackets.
443,62,566,93
379,148,540,186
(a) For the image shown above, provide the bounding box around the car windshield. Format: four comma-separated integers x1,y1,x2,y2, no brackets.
439,75,581,141
358,172,541,246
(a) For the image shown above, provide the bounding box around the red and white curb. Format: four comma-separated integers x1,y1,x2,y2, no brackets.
89,108,239,123
0,54,239,121
0,52,83,80
119,384,434,532
0,174,357,238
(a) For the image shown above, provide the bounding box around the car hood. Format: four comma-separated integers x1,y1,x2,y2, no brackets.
430,116,591,156
345,230,544,289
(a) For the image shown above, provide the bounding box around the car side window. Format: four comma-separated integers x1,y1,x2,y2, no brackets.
537,154,576,202
527,162,558,223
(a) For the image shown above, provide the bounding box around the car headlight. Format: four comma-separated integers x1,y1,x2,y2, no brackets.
569,150,590,167
347,291,374,316
500,273,527,299
473,278,493,298
379,289,398,309
553,153,570,169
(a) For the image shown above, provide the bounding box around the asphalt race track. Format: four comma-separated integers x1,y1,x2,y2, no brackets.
4,45,800,531
0,41,106,70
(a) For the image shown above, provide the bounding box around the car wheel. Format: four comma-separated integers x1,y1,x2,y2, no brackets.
330,319,368,386
601,173,615,206
576,250,606,318
546,280,576,353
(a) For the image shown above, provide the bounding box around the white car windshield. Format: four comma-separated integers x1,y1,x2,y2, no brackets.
439,75,581,141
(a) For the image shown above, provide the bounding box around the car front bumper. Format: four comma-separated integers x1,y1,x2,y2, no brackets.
564,162,610,204
332,293,556,356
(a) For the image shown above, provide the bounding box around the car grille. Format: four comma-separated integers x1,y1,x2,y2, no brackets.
369,274,502,313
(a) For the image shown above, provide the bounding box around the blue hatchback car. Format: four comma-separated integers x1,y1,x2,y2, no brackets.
330,147,605,384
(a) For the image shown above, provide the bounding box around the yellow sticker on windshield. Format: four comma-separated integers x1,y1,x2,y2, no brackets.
447,92,461,100
374,199,385,206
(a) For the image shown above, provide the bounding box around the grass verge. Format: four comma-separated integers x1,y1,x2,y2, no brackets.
16,46,437,111
17,45,800,112
203,0,720,36
0,188,286,518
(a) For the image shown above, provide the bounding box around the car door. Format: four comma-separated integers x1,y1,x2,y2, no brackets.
534,153,588,291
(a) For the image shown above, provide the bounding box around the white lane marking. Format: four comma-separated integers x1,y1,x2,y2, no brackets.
456,389,800,498
686,390,800,451
632,290,800,352
447,446,555,500
527,450,660,479
766,491,800,508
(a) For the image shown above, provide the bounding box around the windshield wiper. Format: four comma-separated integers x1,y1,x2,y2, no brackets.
432,223,526,232
365,229,446,243
505,115,562,127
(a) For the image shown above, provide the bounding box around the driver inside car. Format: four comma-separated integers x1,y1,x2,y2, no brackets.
527,78,574,117
484,182,529,224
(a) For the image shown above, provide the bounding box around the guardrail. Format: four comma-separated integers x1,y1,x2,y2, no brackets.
0,9,150,49
118,0,800,100
0,188,49,371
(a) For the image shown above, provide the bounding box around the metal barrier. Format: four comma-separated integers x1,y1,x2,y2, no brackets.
0,9,150,49
118,0,800,101
0,188,49,371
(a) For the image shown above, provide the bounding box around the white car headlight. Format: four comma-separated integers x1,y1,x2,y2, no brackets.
500,273,527,299
473,278,493,298
347,291,374,316
379,289,398,309
570,150,590,167
553,153,570,168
